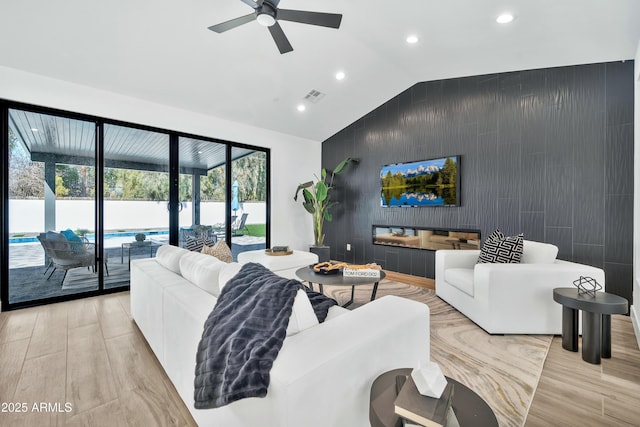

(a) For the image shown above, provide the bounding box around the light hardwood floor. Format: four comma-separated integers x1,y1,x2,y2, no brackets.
526,315,640,426
1,285,639,426
0,293,197,427
385,273,640,425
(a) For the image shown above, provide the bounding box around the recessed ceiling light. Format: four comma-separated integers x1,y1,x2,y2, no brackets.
496,13,514,24
297,104,306,112
335,71,345,80
406,35,419,44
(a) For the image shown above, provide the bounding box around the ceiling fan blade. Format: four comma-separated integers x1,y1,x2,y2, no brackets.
268,22,293,54
208,13,256,33
277,9,342,29
239,0,262,9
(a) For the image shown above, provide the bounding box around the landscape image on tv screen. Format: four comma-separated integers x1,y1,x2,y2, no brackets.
380,156,459,207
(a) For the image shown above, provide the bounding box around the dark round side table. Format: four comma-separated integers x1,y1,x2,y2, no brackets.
295,266,385,307
370,368,498,427
553,287,628,364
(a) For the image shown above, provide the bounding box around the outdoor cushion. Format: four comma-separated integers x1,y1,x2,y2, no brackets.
45,231,66,242
184,236,215,252
61,229,83,243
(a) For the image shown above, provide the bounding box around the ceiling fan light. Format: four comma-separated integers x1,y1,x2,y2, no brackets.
257,12,276,26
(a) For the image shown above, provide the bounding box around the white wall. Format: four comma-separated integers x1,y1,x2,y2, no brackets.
8,199,267,233
633,42,640,348
0,66,320,251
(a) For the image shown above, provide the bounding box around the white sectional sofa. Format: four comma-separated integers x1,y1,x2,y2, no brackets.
130,245,430,427
435,240,606,335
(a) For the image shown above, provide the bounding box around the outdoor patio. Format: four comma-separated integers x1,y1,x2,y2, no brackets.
8,235,265,304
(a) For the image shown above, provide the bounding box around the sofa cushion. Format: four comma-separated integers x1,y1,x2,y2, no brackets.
202,240,232,263
287,289,320,336
325,305,350,321
477,230,523,263
444,268,475,297
219,262,243,291
521,240,559,264
179,251,225,297
156,244,190,274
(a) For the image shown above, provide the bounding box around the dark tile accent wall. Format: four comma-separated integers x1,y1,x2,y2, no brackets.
322,61,634,303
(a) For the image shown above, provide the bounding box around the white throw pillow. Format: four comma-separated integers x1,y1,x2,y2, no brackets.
520,240,559,264
218,262,243,291
286,289,319,336
179,252,225,297
156,244,190,274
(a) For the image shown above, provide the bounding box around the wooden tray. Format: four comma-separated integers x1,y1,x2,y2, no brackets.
265,249,293,256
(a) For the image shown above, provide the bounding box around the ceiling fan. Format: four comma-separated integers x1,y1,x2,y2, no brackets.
208,0,342,54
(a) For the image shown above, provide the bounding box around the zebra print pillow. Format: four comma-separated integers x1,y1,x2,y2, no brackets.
477,229,524,263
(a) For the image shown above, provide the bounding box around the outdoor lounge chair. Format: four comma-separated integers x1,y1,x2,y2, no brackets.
37,231,107,286
232,213,249,235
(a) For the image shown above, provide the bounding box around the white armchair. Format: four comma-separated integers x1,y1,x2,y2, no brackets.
435,240,605,334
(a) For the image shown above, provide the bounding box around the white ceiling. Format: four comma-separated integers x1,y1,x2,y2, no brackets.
1,0,639,142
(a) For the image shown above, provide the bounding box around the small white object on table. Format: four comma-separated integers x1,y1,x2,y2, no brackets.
411,361,448,398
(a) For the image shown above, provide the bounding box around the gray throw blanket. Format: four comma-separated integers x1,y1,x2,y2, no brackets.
194,262,336,409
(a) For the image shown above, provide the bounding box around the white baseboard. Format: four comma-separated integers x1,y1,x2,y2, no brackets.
631,305,640,350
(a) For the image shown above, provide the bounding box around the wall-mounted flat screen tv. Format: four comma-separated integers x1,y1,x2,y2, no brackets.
380,155,460,207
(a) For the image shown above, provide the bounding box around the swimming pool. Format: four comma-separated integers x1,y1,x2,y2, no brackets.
9,230,169,244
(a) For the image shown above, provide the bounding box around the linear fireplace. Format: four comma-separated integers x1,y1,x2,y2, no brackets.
372,225,481,251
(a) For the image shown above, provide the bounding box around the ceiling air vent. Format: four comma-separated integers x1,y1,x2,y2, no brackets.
304,89,326,104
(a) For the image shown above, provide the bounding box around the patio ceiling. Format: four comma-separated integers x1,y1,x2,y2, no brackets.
9,109,255,174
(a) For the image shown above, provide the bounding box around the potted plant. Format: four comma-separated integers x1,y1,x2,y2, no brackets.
294,157,356,262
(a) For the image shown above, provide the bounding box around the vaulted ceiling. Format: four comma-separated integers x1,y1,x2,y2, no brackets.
1,1,638,142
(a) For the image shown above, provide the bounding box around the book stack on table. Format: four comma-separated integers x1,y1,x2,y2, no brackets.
342,267,381,278
394,375,458,427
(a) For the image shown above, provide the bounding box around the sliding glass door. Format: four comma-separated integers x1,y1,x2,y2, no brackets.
178,137,228,250
1,102,270,310
7,108,99,304
103,124,170,286
230,147,268,259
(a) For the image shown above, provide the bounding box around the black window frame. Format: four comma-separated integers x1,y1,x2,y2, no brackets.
0,99,270,311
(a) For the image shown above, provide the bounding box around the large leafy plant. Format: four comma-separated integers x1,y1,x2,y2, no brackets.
294,158,354,247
